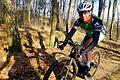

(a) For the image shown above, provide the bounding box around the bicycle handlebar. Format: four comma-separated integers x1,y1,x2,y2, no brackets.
67,39,76,46
55,37,79,49
55,37,84,56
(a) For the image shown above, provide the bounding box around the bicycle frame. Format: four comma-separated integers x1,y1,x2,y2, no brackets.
67,40,84,63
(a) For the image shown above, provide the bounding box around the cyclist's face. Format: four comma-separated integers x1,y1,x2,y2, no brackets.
79,10,92,23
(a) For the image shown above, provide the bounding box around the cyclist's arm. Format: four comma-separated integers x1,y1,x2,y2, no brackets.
63,19,80,46
82,31,100,54
63,18,81,46
63,27,77,46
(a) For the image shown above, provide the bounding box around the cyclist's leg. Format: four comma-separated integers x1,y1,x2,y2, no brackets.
81,35,92,48
79,35,94,76
85,32,105,65
85,50,93,67
81,35,93,67
84,32,105,67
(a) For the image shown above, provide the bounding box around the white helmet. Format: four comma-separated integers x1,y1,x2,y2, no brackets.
77,1,92,12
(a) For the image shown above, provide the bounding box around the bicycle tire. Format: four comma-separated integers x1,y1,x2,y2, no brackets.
89,49,101,77
43,57,78,80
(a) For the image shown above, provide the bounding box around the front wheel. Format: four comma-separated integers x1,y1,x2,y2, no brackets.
43,57,78,80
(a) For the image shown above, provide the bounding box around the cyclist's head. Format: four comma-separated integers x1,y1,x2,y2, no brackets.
77,1,92,23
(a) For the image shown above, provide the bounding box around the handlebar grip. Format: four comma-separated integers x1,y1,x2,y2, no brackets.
67,39,74,46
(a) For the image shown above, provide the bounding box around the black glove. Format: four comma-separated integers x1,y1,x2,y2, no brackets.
58,40,68,50
58,44,65,50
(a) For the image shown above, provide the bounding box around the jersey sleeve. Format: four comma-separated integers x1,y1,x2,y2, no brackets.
74,18,81,27
94,19,103,32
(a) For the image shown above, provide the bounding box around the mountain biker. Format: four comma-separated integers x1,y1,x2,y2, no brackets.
59,1,106,76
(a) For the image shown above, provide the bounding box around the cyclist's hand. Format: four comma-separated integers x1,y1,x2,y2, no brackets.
58,44,65,50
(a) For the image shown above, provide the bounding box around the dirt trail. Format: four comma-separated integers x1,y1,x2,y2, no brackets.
0,26,120,80
92,50,120,80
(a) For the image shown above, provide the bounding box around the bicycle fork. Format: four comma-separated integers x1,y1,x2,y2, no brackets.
59,58,78,80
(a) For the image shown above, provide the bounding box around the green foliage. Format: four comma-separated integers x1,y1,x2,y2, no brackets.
32,71,42,80
35,71,41,77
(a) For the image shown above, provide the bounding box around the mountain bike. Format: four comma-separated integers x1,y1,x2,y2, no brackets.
43,40,100,80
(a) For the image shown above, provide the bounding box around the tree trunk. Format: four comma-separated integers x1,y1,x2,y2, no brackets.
49,0,58,48
56,2,60,31
69,0,76,28
76,0,81,7
23,0,31,27
3,0,14,47
3,0,22,52
116,13,119,41
109,0,117,40
27,0,31,26
34,0,37,25
22,0,25,26
101,0,106,20
98,0,103,17
116,0,119,41
11,18,22,52
65,0,72,35
58,0,64,31
62,0,66,32
106,0,112,26
42,2,46,29
3,0,13,25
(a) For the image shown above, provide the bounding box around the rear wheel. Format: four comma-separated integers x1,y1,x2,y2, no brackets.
88,49,101,77
43,57,78,80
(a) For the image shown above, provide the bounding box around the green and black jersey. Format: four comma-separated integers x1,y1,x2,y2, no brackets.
74,14,106,37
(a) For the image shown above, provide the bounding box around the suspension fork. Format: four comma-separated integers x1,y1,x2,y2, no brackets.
65,58,73,78
66,58,78,79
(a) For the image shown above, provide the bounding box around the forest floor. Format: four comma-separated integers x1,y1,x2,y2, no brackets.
0,25,120,80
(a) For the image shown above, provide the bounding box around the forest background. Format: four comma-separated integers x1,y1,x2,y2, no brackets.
0,0,120,80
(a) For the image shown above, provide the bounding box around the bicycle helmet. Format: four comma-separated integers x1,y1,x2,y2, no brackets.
77,1,92,12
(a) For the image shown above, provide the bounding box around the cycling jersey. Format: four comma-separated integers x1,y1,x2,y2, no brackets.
74,14,106,37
